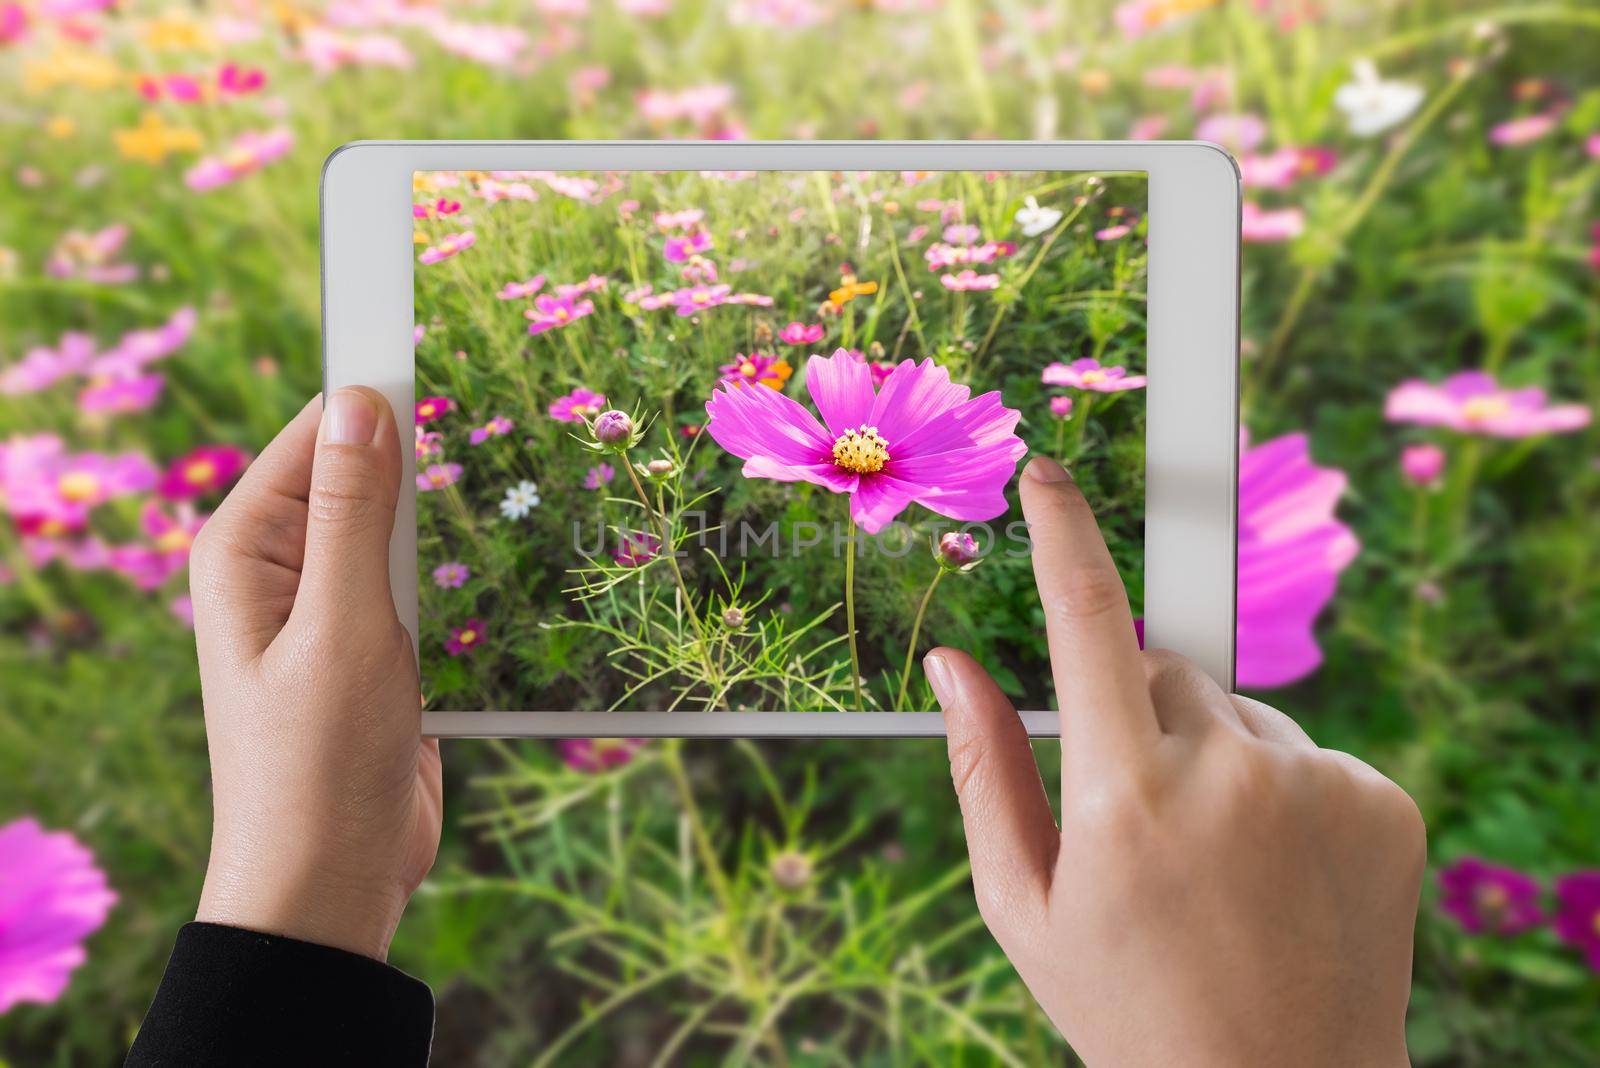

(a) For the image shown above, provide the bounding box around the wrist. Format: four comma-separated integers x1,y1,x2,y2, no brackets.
198,852,407,961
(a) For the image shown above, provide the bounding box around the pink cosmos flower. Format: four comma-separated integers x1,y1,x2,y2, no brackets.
88,307,197,380
612,531,662,568
1240,202,1305,242
942,223,981,246
1195,112,1267,153
418,230,476,265
665,284,730,315
45,223,137,284
78,373,164,416
525,294,595,334
718,352,793,391
158,445,250,500
0,817,117,1014
1385,372,1590,438
557,737,644,772
216,62,266,96
427,19,526,69
1,333,96,396
137,72,204,104
554,274,609,299
414,396,454,425
1050,395,1074,418
415,428,443,460
664,229,714,262
583,463,615,489
1489,113,1557,147
941,270,1000,291
109,501,206,590
432,561,470,588
445,618,486,656
705,350,1026,535
654,208,703,230
496,275,545,300
299,28,413,73
412,199,462,220
417,463,463,491
184,127,293,192
778,322,825,345
1095,224,1133,241
1236,432,1359,689
1399,443,1445,488
1437,858,1544,936
469,415,514,445
925,241,1015,270
2,436,156,535
1552,872,1600,972
1041,358,1147,393
548,387,606,423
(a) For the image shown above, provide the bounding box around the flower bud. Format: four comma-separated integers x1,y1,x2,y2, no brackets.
936,531,981,571
646,458,675,478
1049,395,1074,418
1400,443,1445,488
769,850,813,890
592,409,634,445
721,606,746,628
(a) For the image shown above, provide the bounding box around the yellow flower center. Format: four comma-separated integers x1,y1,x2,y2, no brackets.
832,425,890,474
1476,884,1509,912
58,471,101,502
1462,396,1509,423
458,629,477,644
1081,369,1108,384
184,459,217,485
740,361,758,377
156,528,192,554
1592,910,1600,937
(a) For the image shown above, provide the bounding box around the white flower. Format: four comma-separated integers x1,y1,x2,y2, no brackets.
1014,195,1063,238
1333,59,1423,138
499,480,541,519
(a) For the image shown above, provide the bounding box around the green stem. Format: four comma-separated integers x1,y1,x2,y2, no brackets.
843,517,865,713
622,459,718,692
1067,392,1095,461
894,569,945,711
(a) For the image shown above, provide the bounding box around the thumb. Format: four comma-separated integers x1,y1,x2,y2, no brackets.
926,648,1059,932
295,386,403,626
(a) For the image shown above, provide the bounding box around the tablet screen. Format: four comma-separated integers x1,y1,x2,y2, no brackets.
412,169,1146,713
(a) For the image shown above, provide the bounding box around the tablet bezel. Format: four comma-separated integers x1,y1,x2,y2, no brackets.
320,141,1240,737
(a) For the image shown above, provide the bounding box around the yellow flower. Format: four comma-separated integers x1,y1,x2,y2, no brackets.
115,111,202,164
45,116,77,140
23,47,121,94
140,12,214,51
828,275,879,308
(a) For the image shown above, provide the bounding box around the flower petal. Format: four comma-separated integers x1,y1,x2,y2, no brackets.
705,379,833,470
850,473,919,534
805,349,876,436
868,358,971,443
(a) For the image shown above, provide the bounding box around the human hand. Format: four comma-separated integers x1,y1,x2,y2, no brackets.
925,456,1424,1067
188,388,442,961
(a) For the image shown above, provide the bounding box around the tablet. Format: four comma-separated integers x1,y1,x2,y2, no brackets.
321,142,1239,737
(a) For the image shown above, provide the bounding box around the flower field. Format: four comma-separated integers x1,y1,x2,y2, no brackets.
2,0,1599,1063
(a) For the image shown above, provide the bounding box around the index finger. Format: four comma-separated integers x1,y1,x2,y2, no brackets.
1019,456,1158,763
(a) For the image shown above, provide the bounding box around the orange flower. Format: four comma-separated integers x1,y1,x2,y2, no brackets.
115,111,203,164
828,274,878,308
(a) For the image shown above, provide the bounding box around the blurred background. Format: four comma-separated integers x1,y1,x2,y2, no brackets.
1,0,1597,1064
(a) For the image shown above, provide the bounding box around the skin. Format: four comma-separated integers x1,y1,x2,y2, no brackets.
926,456,1424,1067
189,388,441,961
188,397,1423,1063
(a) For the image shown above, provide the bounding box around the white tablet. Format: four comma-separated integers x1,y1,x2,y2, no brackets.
320,141,1239,737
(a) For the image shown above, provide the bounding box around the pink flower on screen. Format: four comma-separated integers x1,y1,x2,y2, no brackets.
78,373,164,416
417,463,463,491
1240,201,1305,242
778,322,824,345
1553,872,1600,972
45,223,137,285
718,352,793,391
2,436,156,535
663,229,714,262
158,445,250,500
554,274,609,299
0,333,96,396
184,127,293,192
108,500,206,590
557,737,643,772
88,307,197,380
525,294,595,334
1489,113,1557,147
469,415,514,444
0,817,117,1014
418,230,476,265
654,208,703,230
1235,432,1359,689
414,396,454,425
548,387,606,423
496,275,545,300
216,62,266,96
445,618,486,656
432,561,470,588
1437,858,1544,936
940,270,1000,291
415,428,443,460
942,223,981,246
1384,372,1590,438
1041,358,1147,393
583,463,614,489
1195,112,1267,153
705,350,1026,535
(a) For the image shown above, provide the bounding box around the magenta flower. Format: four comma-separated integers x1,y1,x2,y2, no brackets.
1438,858,1545,936
663,228,713,262
418,230,476,265
158,445,250,500
1489,113,1557,147
613,530,661,567
78,373,164,416
417,462,463,491
1236,432,1359,689
654,208,704,230
414,396,454,425
0,817,117,1014
1385,372,1591,438
1552,872,1600,972
548,387,606,423
554,274,609,299
110,500,206,590
88,307,197,381
1,333,96,396
936,531,981,569
583,463,615,489
1094,224,1132,241
184,127,293,192
705,350,1026,535
1399,443,1445,488
432,561,470,588
445,618,487,656
416,428,444,461
525,294,595,334
717,352,793,391
1041,358,1147,393
45,223,138,285
1240,202,1305,243
496,275,545,300
942,223,980,246
940,270,1000,291
1049,395,1074,418
556,737,643,772
925,241,1014,270
665,284,730,315
2,437,156,535
778,322,824,345
469,415,514,445
592,409,635,445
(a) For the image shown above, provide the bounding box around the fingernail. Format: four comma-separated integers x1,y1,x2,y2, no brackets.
1024,455,1071,483
324,388,378,444
923,653,955,708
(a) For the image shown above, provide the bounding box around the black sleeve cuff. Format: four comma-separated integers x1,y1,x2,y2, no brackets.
126,922,434,1067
